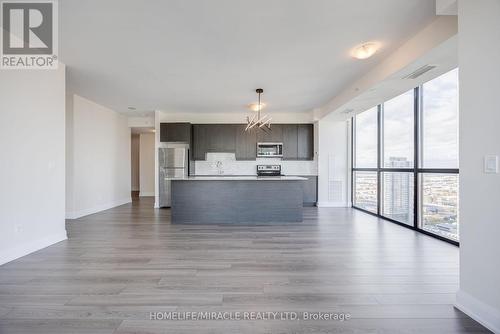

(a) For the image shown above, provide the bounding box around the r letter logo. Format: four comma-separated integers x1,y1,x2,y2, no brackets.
1,0,58,69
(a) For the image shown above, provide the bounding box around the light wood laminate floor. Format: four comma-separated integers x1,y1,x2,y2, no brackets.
0,197,490,333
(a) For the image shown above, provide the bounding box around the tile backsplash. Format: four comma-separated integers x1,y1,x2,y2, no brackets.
195,153,318,176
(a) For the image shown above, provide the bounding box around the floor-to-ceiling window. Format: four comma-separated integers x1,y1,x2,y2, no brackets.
381,90,415,226
419,69,459,241
352,68,459,244
353,107,378,213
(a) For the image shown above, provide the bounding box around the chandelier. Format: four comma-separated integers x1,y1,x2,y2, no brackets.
245,88,271,132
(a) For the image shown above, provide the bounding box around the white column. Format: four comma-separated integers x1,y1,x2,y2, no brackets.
456,1,500,332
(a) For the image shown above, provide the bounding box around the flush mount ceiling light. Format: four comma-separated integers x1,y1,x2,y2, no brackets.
248,102,267,112
245,88,271,132
351,42,380,60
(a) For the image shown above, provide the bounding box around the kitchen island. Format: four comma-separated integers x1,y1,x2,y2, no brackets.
170,176,306,224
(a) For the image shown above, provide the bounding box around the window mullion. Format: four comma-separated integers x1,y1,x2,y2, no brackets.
414,87,420,229
377,104,383,216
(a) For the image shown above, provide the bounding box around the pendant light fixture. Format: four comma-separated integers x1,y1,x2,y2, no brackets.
245,88,271,132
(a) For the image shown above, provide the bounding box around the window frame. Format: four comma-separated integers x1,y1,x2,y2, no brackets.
351,80,459,246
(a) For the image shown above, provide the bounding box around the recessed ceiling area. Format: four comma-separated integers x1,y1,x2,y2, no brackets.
60,0,437,116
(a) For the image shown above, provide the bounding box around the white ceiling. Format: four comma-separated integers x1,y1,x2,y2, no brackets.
61,0,437,116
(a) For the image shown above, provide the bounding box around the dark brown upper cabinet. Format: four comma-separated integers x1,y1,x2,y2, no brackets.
281,124,314,160
192,124,236,160
160,123,191,143
206,124,236,153
191,123,313,161
192,124,208,160
256,124,283,143
297,124,314,160
235,125,257,160
282,124,299,160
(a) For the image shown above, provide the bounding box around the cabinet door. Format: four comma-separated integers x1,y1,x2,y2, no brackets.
235,125,257,160
221,125,237,152
160,123,168,142
282,124,298,160
301,176,318,206
256,124,283,143
206,124,236,152
297,124,314,160
160,123,191,142
270,124,283,142
192,124,208,160
256,128,271,143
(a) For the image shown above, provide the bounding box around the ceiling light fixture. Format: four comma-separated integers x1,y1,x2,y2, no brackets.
351,42,380,60
245,88,271,132
248,102,267,112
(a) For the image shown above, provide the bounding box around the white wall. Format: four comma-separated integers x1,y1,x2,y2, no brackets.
139,133,155,196
0,66,67,265
317,116,349,207
66,95,131,219
456,1,500,332
131,134,140,191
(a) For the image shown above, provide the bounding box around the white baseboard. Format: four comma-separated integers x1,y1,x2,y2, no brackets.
139,192,155,197
455,289,500,333
0,231,67,266
317,201,348,208
65,197,132,219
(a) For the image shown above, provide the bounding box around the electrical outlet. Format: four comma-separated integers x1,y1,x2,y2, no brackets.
484,155,498,174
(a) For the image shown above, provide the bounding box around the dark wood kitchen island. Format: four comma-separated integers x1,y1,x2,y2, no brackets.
170,176,306,224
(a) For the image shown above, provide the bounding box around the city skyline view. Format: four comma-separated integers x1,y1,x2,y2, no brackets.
353,69,459,241
355,68,459,169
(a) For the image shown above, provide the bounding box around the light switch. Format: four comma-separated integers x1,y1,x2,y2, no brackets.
484,155,498,174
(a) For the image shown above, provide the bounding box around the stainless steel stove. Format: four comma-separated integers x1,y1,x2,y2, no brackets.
257,165,282,177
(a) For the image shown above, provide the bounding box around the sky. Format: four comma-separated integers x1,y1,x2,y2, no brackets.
355,68,459,169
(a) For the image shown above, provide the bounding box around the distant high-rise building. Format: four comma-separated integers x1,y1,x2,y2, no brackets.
384,157,412,222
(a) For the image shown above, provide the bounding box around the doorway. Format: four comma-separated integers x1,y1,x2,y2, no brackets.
131,127,155,199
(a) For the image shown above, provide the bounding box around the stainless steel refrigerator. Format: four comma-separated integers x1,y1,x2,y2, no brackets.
159,144,189,207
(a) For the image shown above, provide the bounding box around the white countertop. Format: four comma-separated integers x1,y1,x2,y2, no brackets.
169,176,308,181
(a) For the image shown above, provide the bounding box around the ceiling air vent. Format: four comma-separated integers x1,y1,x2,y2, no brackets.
403,65,437,80
341,108,355,114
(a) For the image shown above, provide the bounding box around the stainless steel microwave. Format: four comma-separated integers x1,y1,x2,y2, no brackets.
257,142,283,157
